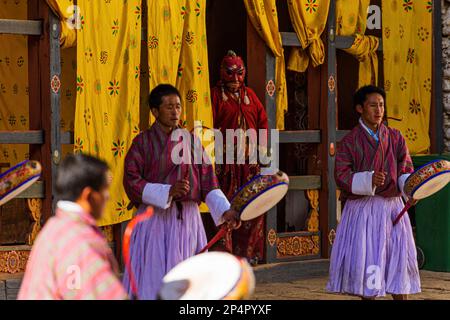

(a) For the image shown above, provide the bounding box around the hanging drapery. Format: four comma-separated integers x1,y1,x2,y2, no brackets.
60,47,77,157
46,0,77,48
336,0,378,87
343,34,379,86
147,0,213,132
383,0,432,154
0,1,29,168
244,0,288,130
75,0,142,226
287,0,330,73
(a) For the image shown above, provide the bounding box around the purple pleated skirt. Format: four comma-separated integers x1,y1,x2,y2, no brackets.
122,201,207,300
327,195,421,297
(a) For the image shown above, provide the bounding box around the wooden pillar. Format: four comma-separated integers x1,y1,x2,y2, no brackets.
321,0,338,258
28,2,53,224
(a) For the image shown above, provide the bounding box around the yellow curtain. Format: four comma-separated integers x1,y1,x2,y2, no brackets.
60,47,76,157
244,0,288,130
336,0,378,87
287,0,330,73
147,1,213,213
75,0,142,226
335,0,369,35
0,1,29,168
147,1,183,94
383,0,432,154
147,0,213,130
175,0,213,132
344,34,379,86
45,0,77,49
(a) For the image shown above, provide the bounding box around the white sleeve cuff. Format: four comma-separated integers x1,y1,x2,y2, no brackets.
398,173,411,200
205,189,230,226
142,183,172,209
351,171,377,196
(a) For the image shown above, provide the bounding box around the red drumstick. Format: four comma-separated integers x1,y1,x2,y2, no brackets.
198,225,229,254
393,199,417,226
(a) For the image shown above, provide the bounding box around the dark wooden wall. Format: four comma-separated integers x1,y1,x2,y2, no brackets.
206,0,247,87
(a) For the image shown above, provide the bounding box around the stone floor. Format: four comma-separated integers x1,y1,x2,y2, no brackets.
252,260,450,300
2,259,450,300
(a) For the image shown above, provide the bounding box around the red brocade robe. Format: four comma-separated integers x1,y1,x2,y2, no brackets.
204,84,268,262
336,122,414,205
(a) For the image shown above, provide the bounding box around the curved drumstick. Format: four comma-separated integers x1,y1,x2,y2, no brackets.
198,225,229,254
122,206,154,299
393,199,417,226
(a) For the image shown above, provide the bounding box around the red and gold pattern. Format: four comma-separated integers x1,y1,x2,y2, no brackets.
404,159,450,199
277,234,320,257
0,160,41,206
230,171,289,220
0,249,30,274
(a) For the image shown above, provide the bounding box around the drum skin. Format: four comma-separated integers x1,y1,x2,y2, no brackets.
230,170,289,221
403,159,450,200
0,160,42,206
159,252,255,300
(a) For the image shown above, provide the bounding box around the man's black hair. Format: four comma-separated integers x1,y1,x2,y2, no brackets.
148,84,181,110
353,85,386,109
55,154,109,202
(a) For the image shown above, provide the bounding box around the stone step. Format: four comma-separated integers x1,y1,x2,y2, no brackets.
253,259,330,284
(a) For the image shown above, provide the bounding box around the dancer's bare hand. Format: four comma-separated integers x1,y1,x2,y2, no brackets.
222,209,241,230
169,179,190,199
372,171,386,187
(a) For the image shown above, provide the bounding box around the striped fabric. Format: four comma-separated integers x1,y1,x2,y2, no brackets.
124,121,220,208
18,201,127,300
335,123,414,204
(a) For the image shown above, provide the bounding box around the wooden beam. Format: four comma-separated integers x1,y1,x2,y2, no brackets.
335,36,383,51
288,176,321,190
336,130,350,142
321,0,338,259
28,1,53,224
281,32,383,51
14,181,44,199
61,131,74,145
0,19,42,35
431,0,444,153
280,32,301,47
279,130,321,144
0,131,44,144
49,10,62,214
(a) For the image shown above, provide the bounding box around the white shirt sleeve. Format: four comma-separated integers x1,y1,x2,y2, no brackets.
142,183,172,209
351,171,377,196
398,173,411,201
205,188,230,226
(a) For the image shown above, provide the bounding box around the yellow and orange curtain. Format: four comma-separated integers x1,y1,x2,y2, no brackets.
383,0,432,154
244,0,288,130
46,0,77,48
0,1,29,169
75,0,142,226
287,0,330,73
336,0,379,87
147,0,213,132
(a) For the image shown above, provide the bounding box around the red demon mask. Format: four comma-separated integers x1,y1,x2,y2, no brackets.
220,50,246,87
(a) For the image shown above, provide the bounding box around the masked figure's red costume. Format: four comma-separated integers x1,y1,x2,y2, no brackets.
205,50,268,264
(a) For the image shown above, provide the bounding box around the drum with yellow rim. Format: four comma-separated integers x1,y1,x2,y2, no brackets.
230,170,289,221
158,252,255,300
0,160,42,206
403,159,450,200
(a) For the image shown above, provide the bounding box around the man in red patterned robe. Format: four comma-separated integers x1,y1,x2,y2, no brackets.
205,50,269,265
